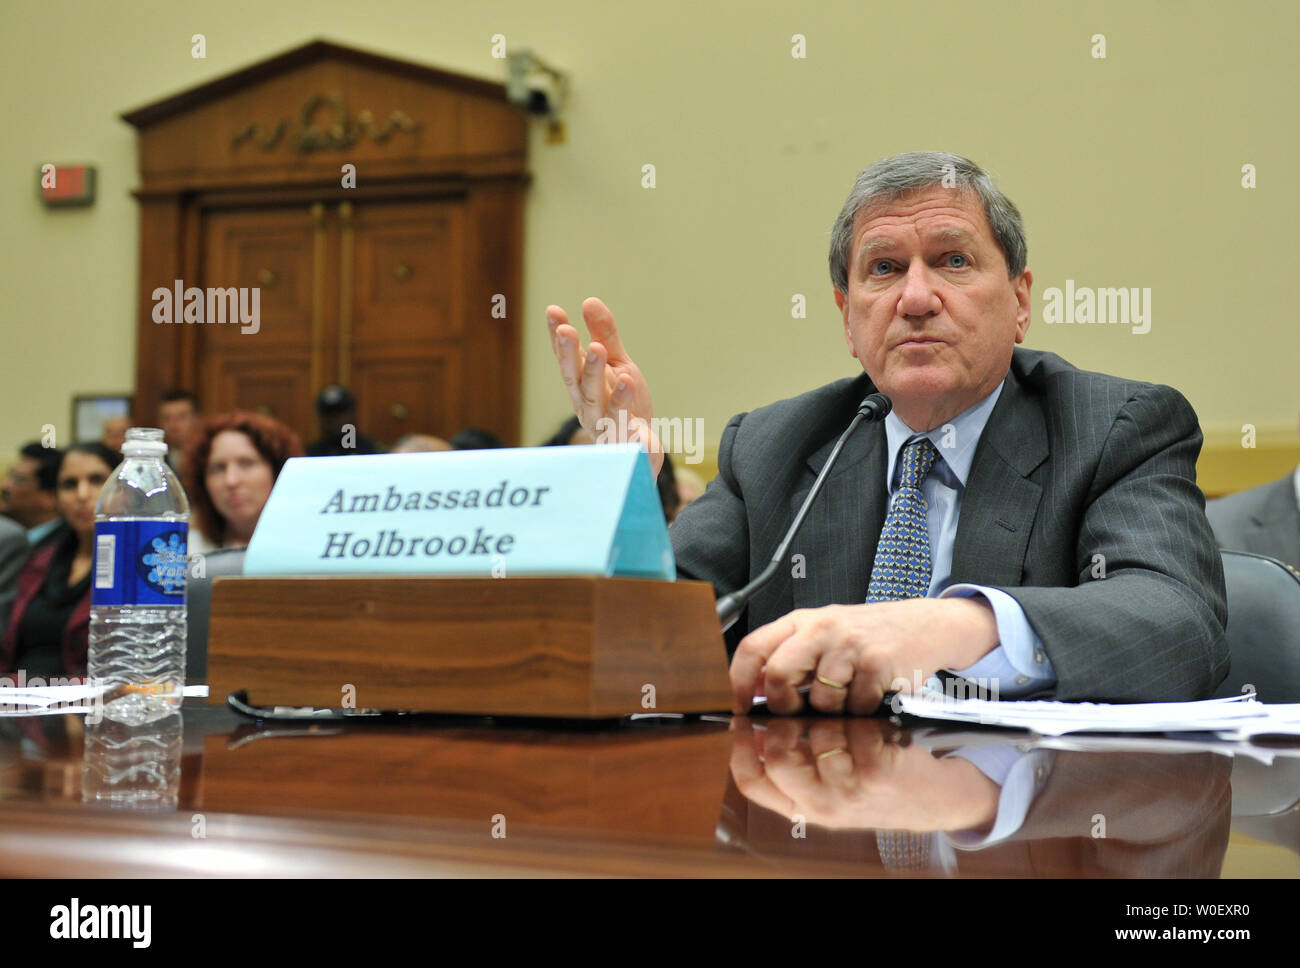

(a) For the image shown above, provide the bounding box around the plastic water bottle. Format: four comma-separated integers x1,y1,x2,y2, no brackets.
89,427,190,725
81,713,183,809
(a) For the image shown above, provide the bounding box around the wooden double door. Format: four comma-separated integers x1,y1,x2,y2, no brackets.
198,195,476,447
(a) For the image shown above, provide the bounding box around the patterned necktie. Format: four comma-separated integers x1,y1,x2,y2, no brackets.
876,828,932,873
867,436,939,603
869,436,940,874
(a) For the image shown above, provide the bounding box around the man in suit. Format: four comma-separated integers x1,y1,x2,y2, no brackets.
2,443,63,547
546,151,1227,714
158,388,202,479
0,516,26,636
1206,465,1300,570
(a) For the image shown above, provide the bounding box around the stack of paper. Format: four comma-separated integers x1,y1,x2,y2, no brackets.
897,690,1300,740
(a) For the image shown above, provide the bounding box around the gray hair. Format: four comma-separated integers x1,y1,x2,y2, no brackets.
828,151,1027,292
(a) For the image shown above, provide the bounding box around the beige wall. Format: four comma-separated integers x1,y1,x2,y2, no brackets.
2,0,1296,488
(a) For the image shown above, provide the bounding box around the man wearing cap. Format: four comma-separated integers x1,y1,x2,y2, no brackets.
306,385,383,457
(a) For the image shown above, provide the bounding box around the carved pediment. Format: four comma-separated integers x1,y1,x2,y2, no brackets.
231,94,419,154
123,39,526,187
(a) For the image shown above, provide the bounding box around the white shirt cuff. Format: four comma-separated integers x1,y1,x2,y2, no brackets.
939,584,1056,697
943,748,1053,849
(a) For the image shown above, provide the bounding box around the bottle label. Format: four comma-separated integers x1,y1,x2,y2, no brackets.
93,521,188,607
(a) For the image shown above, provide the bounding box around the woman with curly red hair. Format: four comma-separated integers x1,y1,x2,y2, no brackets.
184,412,303,553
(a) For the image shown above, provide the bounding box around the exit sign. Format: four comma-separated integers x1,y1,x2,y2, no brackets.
39,164,96,207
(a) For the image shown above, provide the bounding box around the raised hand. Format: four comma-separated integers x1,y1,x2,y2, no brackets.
545,297,663,476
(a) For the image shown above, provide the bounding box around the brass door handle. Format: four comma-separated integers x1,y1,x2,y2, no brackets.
391,403,409,420
258,268,278,286
393,263,412,281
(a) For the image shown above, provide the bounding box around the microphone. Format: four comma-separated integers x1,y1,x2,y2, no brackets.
715,392,891,633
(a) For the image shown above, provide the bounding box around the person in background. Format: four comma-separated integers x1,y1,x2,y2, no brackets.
541,415,595,447
391,433,452,454
2,443,64,547
1,443,121,681
1205,413,1300,571
658,453,682,523
1207,472,1300,572
157,389,202,479
186,412,303,553
306,385,381,456
0,517,26,637
675,465,706,511
100,416,130,453
451,427,506,450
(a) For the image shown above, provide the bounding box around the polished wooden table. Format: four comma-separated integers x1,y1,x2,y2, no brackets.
1,701,1297,877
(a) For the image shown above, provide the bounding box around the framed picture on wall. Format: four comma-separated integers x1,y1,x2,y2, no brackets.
72,393,132,445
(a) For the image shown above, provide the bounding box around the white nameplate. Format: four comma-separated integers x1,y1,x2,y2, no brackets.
243,443,674,579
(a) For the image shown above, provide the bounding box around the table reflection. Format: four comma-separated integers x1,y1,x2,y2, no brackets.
82,713,183,809
719,718,1236,876
0,703,1294,877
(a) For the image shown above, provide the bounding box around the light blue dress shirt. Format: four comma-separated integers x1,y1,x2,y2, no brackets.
27,518,60,547
924,746,1054,873
878,380,1056,697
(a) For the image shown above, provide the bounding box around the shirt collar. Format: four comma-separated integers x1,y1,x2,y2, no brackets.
884,379,1005,490
27,517,60,546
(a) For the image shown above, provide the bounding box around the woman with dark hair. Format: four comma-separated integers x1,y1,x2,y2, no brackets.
185,412,303,552
451,427,507,450
540,415,594,448
1,442,121,680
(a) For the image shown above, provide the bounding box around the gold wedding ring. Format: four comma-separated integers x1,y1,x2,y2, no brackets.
816,674,849,690
815,746,848,762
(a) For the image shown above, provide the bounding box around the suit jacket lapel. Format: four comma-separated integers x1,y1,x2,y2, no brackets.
951,369,1048,587
790,416,888,609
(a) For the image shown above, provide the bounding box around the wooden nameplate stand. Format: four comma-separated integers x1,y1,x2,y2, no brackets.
206,576,732,717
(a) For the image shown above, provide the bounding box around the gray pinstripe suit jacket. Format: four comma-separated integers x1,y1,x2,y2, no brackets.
1206,473,1300,571
670,347,1229,702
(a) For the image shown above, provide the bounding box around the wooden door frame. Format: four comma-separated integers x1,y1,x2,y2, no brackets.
124,40,529,444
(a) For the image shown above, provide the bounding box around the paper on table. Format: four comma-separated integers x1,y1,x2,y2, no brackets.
1212,704,1300,741
0,683,209,716
1030,733,1288,765
911,726,1293,765
895,689,1292,737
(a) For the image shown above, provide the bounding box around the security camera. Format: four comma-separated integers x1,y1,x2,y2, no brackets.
506,49,568,118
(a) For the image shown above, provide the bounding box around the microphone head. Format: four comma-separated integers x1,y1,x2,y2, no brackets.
859,393,892,420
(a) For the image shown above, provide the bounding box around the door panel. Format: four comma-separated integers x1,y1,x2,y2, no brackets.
350,199,465,345
208,358,314,433
345,198,467,444
351,348,462,445
197,193,497,450
199,206,323,436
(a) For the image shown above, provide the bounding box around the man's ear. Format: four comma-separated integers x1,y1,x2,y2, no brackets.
834,288,856,356
1013,268,1033,343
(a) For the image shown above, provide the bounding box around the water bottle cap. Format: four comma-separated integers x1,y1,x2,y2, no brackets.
122,427,169,458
